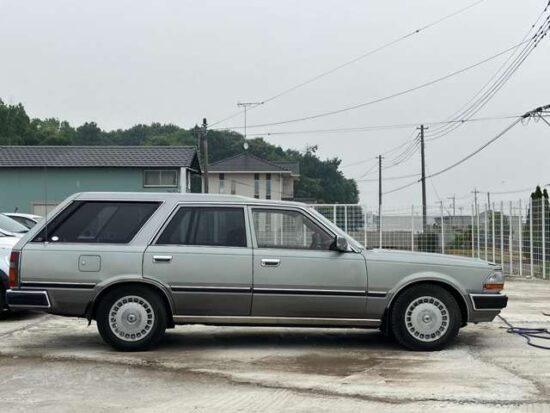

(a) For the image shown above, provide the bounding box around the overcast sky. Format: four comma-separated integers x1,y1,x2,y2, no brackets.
1,0,549,210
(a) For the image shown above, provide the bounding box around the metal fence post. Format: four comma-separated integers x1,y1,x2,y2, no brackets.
379,206,383,249
509,201,513,275
363,207,367,248
491,203,496,263
530,197,534,278
411,205,415,252
518,199,523,277
500,201,504,271
484,203,488,261
476,201,481,258
543,197,546,279
471,204,475,258
440,201,445,254
332,205,336,225
344,206,348,234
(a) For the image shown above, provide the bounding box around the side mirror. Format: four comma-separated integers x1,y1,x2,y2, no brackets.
333,235,349,252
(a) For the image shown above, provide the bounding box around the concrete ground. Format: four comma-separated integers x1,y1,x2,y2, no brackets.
1,278,550,412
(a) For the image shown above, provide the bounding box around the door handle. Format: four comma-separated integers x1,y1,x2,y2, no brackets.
153,255,172,263
261,258,280,267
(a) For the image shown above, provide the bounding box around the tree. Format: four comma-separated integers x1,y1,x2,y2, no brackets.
0,100,360,203
75,122,103,145
523,186,550,264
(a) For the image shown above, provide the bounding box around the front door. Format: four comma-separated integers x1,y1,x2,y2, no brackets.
143,205,253,316
249,207,368,319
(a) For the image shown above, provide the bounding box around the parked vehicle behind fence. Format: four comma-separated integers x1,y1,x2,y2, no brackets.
3,213,43,229
5,192,507,351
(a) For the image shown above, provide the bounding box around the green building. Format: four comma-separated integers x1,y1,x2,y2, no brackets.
0,146,202,215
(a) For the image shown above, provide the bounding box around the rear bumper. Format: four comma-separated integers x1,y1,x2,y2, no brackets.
6,289,51,309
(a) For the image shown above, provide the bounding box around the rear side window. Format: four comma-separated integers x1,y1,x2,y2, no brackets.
156,207,247,247
33,201,160,243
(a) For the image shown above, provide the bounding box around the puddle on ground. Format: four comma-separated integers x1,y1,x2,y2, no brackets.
256,353,415,377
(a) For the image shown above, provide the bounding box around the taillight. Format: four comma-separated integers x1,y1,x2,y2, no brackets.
9,251,20,288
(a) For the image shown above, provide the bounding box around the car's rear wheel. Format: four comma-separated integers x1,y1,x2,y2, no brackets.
390,284,461,351
96,286,167,351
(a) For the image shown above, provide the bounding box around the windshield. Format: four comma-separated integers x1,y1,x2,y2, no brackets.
0,214,29,234
307,207,364,251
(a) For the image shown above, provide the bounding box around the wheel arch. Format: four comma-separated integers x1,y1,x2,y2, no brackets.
86,278,175,328
383,278,469,331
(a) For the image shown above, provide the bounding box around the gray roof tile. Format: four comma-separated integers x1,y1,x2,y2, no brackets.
209,153,299,175
0,146,199,169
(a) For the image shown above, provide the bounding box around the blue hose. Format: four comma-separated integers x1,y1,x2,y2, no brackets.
498,314,550,350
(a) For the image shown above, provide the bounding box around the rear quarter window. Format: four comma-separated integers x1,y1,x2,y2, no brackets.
33,201,160,244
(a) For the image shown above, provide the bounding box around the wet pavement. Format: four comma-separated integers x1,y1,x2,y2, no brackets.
1,278,550,412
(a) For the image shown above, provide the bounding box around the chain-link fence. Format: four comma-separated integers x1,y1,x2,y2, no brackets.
310,198,550,278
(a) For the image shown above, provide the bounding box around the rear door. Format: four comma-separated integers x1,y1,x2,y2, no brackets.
249,207,368,319
143,205,253,316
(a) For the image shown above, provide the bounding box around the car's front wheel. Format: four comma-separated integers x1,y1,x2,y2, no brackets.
390,284,461,351
96,286,167,351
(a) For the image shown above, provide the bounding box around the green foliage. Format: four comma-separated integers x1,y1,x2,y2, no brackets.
524,185,550,262
0,100,359,203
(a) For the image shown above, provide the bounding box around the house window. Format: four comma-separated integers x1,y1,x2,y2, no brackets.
231,179,237,195
143,170,178,187
254,173,260,199
219,173,225,194
266,173,272,200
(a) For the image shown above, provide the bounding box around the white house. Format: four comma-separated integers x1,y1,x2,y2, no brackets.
207,153,300,201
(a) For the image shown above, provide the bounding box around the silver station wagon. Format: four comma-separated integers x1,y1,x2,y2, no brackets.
6,192,507,351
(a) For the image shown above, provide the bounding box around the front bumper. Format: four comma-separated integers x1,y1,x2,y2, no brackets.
6,289,51,309
470,293,508,311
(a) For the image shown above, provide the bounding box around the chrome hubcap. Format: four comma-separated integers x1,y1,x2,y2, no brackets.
109,296,155,342
405,296,449,342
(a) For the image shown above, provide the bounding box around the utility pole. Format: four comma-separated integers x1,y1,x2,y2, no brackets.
237,102,263,139
378,155,382,232
201,118,209,194
447,195,456,216
418,125,427,230
487,192,491,212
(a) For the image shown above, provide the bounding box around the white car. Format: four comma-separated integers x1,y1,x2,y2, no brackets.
3,213,42,229
0,229,20,310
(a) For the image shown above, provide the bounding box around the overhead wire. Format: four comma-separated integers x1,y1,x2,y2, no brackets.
224,40,532,130
427,6,550,141
209,0,489,128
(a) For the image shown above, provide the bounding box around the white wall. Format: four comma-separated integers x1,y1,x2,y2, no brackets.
207,172,292,200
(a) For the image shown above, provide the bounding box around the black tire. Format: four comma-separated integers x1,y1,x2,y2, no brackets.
390,284,461,351
96,286,167,352
0,286,6,313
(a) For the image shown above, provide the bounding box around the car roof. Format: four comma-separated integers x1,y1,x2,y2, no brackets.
3,213,42,220
72,192,308,207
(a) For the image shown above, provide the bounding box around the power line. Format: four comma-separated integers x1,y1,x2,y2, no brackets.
228,40,532,130
381,104,550,196
209,0,488,128
426,7,550,141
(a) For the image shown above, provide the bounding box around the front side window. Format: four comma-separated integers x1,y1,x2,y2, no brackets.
157,207,247,247
144,170,178,187
34,201,160,243
252,209,334,250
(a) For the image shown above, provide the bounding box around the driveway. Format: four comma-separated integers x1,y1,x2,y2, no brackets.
1,278,549,412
